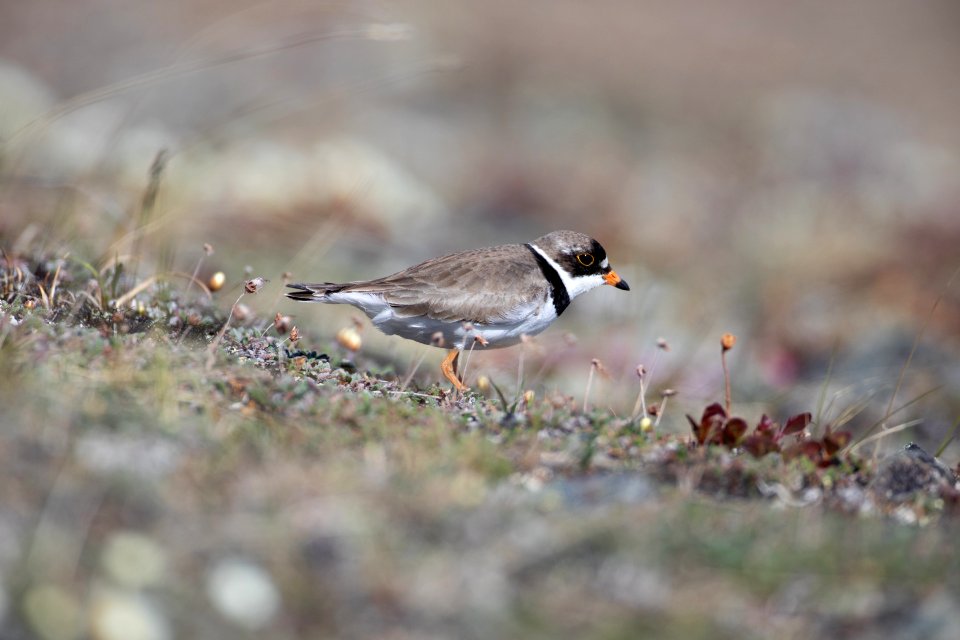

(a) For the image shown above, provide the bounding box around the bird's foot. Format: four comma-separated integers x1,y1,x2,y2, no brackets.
441,349,468,393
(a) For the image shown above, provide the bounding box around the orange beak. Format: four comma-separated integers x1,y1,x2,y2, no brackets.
604,270,630,290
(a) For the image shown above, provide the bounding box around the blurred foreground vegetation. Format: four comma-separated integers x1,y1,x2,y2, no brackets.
1,247,958,639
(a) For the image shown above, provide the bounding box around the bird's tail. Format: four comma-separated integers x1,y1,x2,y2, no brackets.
285,282,348,302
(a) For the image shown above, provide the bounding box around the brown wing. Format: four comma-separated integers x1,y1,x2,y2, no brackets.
335,244,548,324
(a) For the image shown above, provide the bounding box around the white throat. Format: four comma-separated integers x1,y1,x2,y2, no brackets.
528,243,605,300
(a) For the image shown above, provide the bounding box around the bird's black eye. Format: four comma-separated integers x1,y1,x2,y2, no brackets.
576,253,595,267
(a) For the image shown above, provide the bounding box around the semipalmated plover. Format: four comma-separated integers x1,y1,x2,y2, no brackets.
287,230,629,391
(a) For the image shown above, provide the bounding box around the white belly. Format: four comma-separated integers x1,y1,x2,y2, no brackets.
326,291,557,350
375,301,557,350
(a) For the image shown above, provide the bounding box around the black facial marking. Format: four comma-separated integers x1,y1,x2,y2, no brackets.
525,244,570,316
590,239,610,273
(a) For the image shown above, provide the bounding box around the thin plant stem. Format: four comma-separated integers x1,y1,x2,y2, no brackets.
722,349,732,415
459,339,482,392
934,414,960,458
399,351,427,392
654,395,669,428
842,386,942,456
206,291,245,370
631,377,647,420
187,255,206,297
814,342,838,426
47,257,64,310
867,264,960,461
848,420,925,455
7,29,370,150
720,334,737,414
131,150,168,281
516,341,525,395
583,363,597,413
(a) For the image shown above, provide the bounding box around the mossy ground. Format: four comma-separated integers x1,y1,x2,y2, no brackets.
1,254,959,640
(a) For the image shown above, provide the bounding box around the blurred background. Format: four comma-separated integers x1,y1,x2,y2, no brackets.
2,0,959,449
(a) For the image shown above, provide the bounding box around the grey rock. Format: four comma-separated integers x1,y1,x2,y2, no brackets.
869,443,957,503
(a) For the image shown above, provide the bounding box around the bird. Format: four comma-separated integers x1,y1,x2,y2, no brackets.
286,230,629,391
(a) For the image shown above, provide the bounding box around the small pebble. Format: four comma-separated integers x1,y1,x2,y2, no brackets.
91,590,169,640
207,559,280,630
101,531,167,588
22,584,83,640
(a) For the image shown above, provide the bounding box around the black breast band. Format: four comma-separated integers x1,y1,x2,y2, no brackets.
525,243,570,317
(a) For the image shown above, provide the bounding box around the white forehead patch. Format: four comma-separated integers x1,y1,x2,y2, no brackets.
600,257,609,269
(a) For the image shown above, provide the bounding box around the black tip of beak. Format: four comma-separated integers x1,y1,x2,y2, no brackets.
615,279,630,291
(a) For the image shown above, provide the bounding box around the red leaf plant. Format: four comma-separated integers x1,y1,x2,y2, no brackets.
686,403,851,467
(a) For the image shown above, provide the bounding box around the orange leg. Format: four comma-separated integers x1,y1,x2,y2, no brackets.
441,349,467,392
